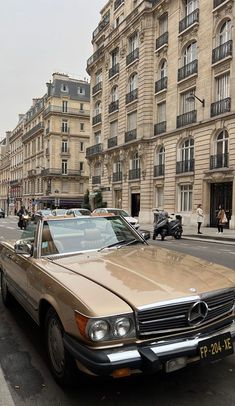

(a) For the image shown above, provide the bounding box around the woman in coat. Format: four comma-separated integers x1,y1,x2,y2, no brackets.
217,205,226,234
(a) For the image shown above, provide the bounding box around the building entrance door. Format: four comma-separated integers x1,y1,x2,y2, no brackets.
210,182,232,227
131,193,140,217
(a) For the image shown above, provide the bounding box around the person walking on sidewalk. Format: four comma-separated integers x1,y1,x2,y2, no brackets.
217,205,227,234
196,204,204,234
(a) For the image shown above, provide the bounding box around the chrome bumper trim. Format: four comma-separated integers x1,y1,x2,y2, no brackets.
107,322,235,363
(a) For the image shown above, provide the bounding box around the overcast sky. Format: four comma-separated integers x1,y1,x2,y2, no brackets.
0,0,106,136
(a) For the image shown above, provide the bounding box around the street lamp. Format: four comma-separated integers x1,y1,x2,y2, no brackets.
186,93,205,107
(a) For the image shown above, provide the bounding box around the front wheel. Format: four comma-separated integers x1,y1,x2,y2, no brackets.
174,230,182,240
152,231,157,240
45,307,78,387
160,230,166,241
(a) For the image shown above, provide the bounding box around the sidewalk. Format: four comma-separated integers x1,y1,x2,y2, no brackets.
139,223,235,244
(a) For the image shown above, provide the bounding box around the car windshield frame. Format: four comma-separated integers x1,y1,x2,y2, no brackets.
106,209,130,217
39,216,145,257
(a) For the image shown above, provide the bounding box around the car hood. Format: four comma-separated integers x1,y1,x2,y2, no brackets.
52,246,235,309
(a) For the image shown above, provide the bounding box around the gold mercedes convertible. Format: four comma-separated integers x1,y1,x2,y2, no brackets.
0,215,234,386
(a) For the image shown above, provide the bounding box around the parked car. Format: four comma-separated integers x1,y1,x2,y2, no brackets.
66,208,91,217
0,208,5,218
1,216,235,387
34,209,52,223
92,208,139,229
51,208,67,216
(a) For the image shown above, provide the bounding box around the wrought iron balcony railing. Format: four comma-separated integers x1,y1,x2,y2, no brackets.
126,48,139,66
114,0,124,10
176,159,194,174
92,82,102,95
92,114,102,126
108,136,117,149
126,89,138,104
92,175,101,184
22,122,44,142
92,12,110,40
177,110,197,128
210,98,231,117
178,59,198,81
213,0,226,8
28,169,37,177
41,169,81,177
125,129,137,143
129,168,141,180
109,64,119,79
155,32,168,50
179,9,199,33
109,100,119,114
113,172,122,182
154,164,165,177
212,40,232,64
154,121,166,135
210,153,229,169
43,105,89,116
87,45,104,67
155,77,167,93
86,143,103,157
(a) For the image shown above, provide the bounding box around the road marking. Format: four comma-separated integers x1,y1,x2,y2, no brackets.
0,365,15,406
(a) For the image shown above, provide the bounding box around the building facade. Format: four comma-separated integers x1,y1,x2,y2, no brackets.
0,133,11,213
86,0,235,229
9,115,24,214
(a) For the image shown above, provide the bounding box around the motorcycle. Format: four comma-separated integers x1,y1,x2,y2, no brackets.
152,211,183,241
18,214,30,230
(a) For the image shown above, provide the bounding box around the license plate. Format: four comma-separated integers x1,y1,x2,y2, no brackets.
198,333,234,363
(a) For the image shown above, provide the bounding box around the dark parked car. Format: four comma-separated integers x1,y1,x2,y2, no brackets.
0,209,5,218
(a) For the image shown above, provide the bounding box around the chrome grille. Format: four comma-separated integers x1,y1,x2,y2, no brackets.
137,289,235,337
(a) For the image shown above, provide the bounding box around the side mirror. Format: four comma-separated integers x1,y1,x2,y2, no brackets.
14,240,33,256
140,231,150,240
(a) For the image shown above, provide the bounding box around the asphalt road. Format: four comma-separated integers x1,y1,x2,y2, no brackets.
0,217,235,406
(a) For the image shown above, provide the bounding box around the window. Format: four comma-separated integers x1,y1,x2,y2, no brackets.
158,146,165,166
95,70,102,84
155,187,164,208
129,32,138,52
94,131,101,144
61,84,68,93
185,0,198,15
62,120,68,133
37,137,40,150
62,160,68,175
62,101,68,113
215,73,230,101
214,130,228,155
110,120,118,138
160,60,167,79
113,160,122,173
111,48,119,67
130,152,140,170
80,123,84,131
218,20,232,45
79,162,84,171
80,103,84,111
159,13,168,35
116,13,124,27
180,185,193,211
127,111,137,131
78,87,85,94
62,140,68,153
181,90,195,113
180,138,194,161
94,101,101,116
184,41,197,65
80,141,84,152
157,102,166,123
129,73,138,92
111,86,119,102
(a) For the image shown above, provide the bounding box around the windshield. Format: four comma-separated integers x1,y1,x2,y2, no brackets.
40,216,143,256
106,209,129,217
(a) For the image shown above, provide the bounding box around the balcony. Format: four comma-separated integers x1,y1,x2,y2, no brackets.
154,164,165,177
92,175,101,185
178,60,198,81
210,153,229,169
155,32,168,51
176,159,194,174
113,172,122,182
92,12,110,40
154,121,166,135
109,100,119,114
114,0,124,10
87,45,104,68
213,0,226,7
109,64,119,79
177,110,197,128
211,98,231,117
129,168,141,180
179,9,199,33
126,89,138,104
126,48,139,66
92,82,102,95
212,40,232,64
41,169,81,177
108,136,117,149
155,77,167,93
92,113,102,126
10,179,20,185
43,105,89,117
61,148,70,156
86,143,103,157
28,169,37,177
125,129,137,143
22,122,44,142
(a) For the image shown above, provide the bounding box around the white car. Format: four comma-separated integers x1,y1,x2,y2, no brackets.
66,208,91,217
92,208,139,229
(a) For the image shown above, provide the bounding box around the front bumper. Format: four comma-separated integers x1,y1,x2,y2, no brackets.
64,321,235,376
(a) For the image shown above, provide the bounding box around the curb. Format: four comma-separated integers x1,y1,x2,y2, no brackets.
183,235,235,245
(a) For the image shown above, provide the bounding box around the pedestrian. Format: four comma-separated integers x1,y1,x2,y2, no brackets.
216,205,227,234
196,204,204,234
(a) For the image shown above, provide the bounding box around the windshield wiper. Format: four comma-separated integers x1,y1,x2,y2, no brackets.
98,239,142,252
98,240,126,252
117,239,141,248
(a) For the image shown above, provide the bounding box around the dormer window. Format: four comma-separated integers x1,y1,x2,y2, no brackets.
61,84,68,92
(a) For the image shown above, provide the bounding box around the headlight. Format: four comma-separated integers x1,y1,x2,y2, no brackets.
114,317,132,337
88,320,109,342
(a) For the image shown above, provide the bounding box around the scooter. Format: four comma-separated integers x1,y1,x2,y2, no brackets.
153,211,183,241
18,214,30,230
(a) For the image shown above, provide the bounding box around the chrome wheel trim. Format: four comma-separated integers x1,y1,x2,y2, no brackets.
48,317,65,374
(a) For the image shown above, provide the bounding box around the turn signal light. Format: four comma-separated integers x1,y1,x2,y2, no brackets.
112,368,131,378
75,313,89,338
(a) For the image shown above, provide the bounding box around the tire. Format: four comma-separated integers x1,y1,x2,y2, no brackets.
174,230,182,240
160,231,165,241
0,271,13,307
152,231,156,240
45,307,78,387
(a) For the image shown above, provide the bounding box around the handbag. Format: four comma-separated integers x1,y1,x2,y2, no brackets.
222,213,228,224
